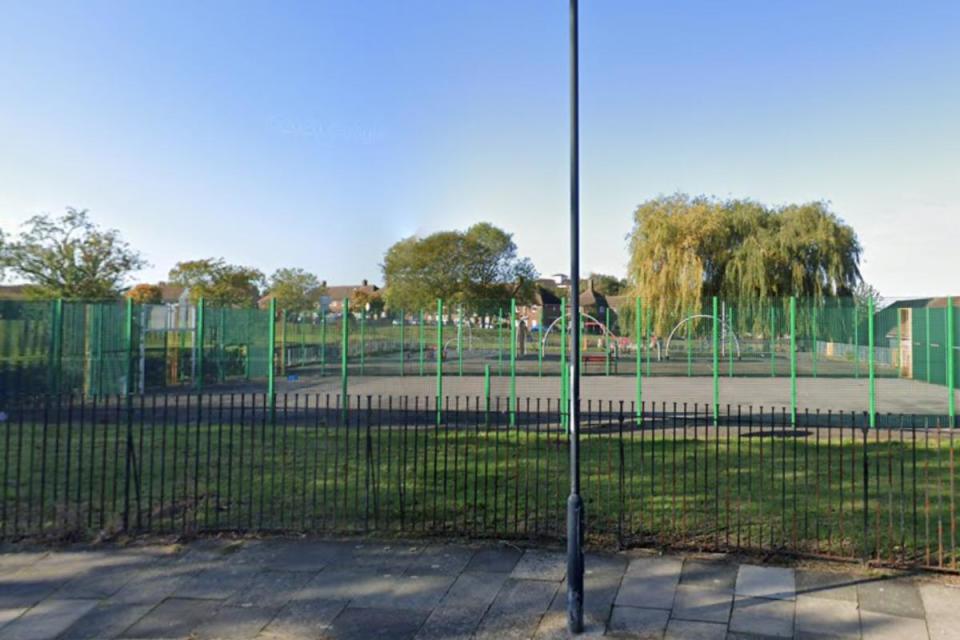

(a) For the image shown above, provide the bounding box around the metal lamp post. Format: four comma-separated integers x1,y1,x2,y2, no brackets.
566,0,585,633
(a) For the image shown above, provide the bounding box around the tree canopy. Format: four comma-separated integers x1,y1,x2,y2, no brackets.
267,268,324,313
627,194,863,333
126,283,163,304
382,222,537,312
0,208,147,299
168,258,264,307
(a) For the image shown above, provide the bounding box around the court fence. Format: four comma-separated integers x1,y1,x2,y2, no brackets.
1,391,957,572
0,295,957,424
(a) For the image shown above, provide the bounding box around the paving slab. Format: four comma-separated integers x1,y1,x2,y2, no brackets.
56,562,147,599
58,603,154,640
664,619,727,640
0,607,28,631
735,565,796,601
729,596,795,638
859,610,930,640
0,551,47,577
795,594,861,639
192,603,280,639
671,585,733,623
606,605,670,639
107,565,201,605
919,584,960,640
332,543,424,572
533,609,607,639
0,598,99,640
615,557,682,610
263,540,350,572
440,570,509,608
414,603,487,640
258,599,348,639
0,572,61,609
326,606,428,640
679,560,738,590
404,544,475,576
174,562,261,600
295,567,397,603
794,570,860,602
365,573,456,610
858,578,926,619
226,570,314,609
121,598,222,639
474,578,559,640
511,550,567,582
464,546,523,573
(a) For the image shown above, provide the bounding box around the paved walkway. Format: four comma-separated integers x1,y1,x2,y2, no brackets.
1,538,959,639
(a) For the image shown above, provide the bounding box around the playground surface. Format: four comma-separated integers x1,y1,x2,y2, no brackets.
271,375,960,420
1,536,957,640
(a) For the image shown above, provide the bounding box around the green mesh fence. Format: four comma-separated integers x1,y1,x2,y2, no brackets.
1,296,957,422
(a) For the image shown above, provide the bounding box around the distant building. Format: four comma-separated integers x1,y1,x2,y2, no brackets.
322,279,380,313
0,285,29,300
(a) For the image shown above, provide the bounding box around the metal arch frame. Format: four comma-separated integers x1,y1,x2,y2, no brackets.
663,314,741,360
540,311,614,350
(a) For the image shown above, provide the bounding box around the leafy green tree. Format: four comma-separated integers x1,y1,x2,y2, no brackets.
352,288,385,314
168,258,264,307
267,268,324,313
382,222,537,312
126,283,163,304
583,273,627,296
627,194,862,333
1,208,147,299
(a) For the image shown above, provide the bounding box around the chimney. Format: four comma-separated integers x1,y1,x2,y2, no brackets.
362,279,368,287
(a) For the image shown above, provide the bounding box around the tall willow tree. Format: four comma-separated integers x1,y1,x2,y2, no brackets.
627,194,862,334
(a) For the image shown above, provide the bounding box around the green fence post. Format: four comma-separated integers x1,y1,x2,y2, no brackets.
854,302,860,379
399,309,405,376
299,317,305,368
218,308,226,382
728,303,734,378
436,299,443,425
48,298,63,395
604,306,611,376
267,298,276,420
510,298,517,427
580,314,585,373
537,306,543,378
320,312,327,376
280,309,287,376
125,297,134,396
770,306,776,377
635,297,642,422
498,308,504,376
560,297,568,431
418,308,425,376
925,307,931,383
340,299,349,423
790,296,797,427
867,298,876,428
811,304,818,378
457,304,463,377
713,296,720,426
359,307,366,376
484,364,491,426
948,297,955,425
645,305,652,376
196,297,205,392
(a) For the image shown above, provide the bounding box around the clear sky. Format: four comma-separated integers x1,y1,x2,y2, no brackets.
1,1,957,297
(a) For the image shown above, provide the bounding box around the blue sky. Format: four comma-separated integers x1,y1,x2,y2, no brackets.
1,1,957,297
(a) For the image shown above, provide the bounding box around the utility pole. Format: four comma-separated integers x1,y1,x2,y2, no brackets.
566,0,584,632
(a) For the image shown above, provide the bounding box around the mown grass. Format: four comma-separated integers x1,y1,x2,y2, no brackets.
1,415,957,568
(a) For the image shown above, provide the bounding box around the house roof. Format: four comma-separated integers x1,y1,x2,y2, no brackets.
324,282,380,302
0,284,29,300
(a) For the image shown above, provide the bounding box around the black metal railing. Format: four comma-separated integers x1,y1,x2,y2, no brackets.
0,392,956,571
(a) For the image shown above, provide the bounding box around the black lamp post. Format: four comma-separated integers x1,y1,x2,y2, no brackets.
566,0,584,633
